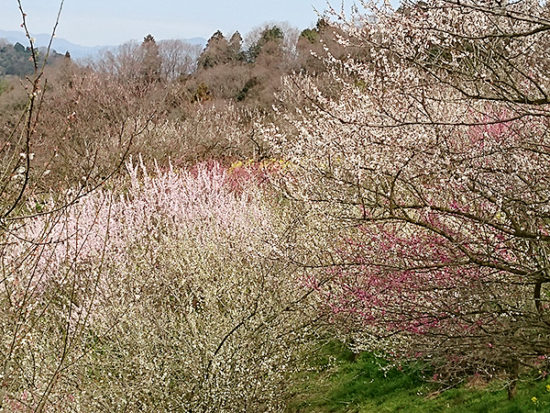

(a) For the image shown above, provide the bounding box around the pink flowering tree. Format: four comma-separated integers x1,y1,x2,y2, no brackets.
0,2,155,409
266,0,550,395
1,158,315,411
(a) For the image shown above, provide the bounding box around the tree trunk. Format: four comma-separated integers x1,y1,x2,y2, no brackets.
507,358,519,400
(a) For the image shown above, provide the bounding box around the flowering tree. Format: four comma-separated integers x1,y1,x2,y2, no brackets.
0,2,153,410
2,159,315,411
266,0,550,394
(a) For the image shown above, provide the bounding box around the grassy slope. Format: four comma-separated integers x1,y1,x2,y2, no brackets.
287,342,550,413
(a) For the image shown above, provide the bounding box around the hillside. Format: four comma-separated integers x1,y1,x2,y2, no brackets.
0,40,64,76
0,29,206,59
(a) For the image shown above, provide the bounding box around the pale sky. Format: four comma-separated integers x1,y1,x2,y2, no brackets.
0,0,351,46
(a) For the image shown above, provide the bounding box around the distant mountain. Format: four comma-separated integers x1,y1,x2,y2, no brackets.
0,30,206,60
0,30,114,60
182,37,208,47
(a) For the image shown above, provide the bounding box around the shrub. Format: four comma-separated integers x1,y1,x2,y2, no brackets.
1,159,315,411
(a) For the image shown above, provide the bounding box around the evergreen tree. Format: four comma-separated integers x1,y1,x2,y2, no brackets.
247,26,284,62
140,34,161,83
229,31,246,61
197,30,229,69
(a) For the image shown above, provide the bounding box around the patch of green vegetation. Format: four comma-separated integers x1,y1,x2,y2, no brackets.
287,342,550,412
0,42,64,77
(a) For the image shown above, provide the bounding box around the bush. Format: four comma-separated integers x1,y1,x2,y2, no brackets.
1,159,315,411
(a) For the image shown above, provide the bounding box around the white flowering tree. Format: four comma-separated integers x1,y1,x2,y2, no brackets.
0,2,148,410
1,158,316,411
267,0,550,396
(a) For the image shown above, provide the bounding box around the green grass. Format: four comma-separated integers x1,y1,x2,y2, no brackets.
287,342,550,412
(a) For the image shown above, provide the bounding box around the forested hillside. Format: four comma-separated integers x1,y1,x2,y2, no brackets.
0,40,63,76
